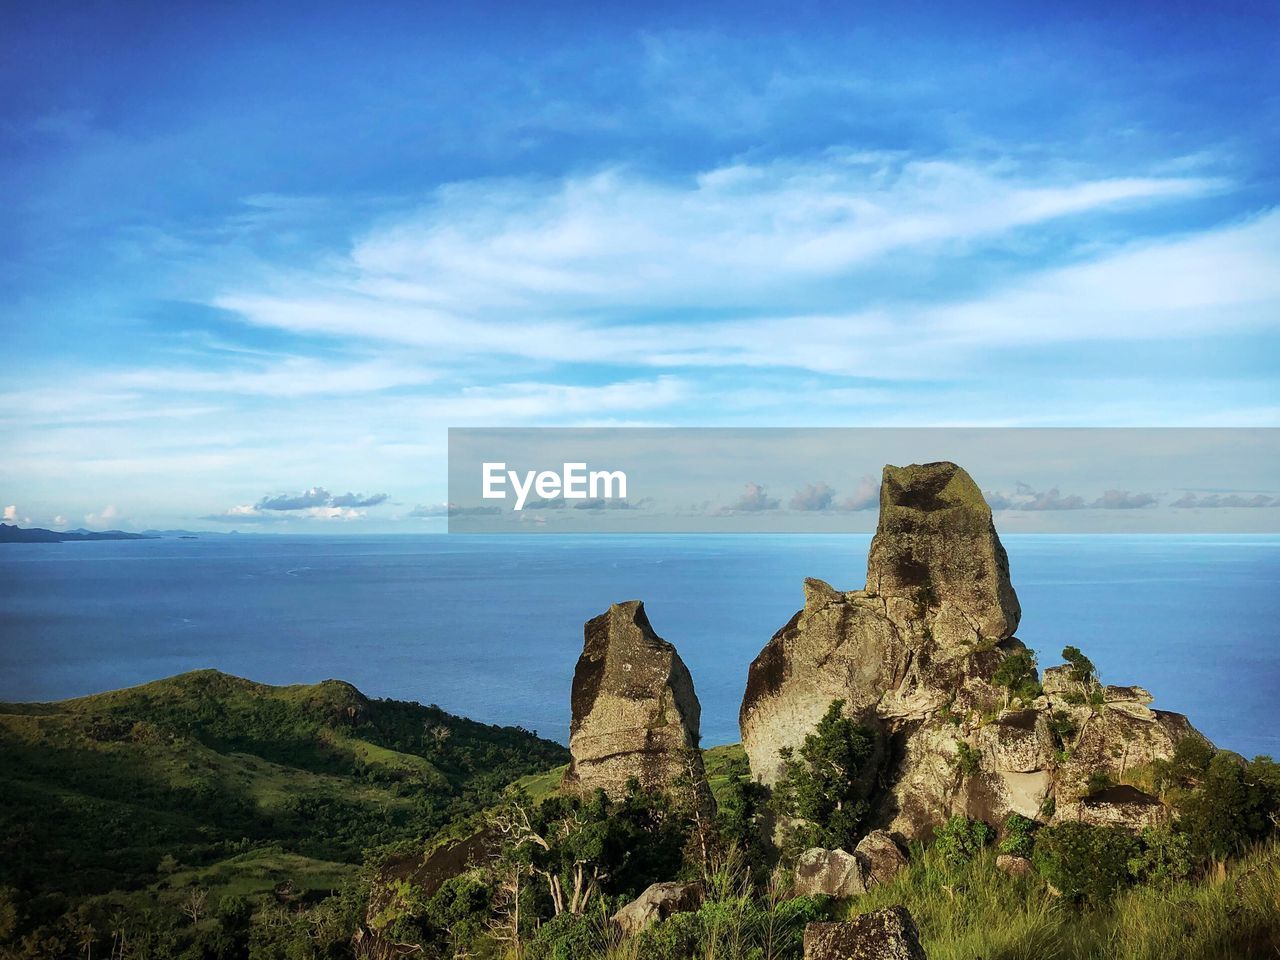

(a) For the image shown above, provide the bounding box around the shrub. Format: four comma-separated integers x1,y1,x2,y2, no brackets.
772,700,877,854
1087,769,1114,794
524,910,605,960
998,813,1037,859
1061,645,1097,685
992,649,1041,704
1032,821,1139,903
1128,825,1194,887
1047,712,1077,743
951,741,981,777
933,816,995,868
1152,735,1216,794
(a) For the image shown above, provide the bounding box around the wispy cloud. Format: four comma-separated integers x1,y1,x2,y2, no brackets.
211,157,1237,382
1171,492,1277,508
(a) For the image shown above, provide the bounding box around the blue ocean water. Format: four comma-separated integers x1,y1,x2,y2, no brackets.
1,535,1276,758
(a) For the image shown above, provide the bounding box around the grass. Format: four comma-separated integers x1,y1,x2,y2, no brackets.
514,761,570,802
154,846,353,899
849,840,1280,960
704,742,749,804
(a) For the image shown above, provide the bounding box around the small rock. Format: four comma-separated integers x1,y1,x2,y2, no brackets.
804,907,928,960
794,847,869,898
996,854,1034,878
854,830,908,887
611,881,703,935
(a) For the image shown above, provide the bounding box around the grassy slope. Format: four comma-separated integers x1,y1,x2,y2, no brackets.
0,670,568,900
848,841,1280,960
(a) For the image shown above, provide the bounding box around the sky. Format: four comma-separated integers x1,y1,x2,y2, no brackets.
1,1,1278,531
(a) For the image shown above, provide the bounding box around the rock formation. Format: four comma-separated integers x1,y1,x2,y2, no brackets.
855,830,909,887
995,854,1034,878
793,831,909,899
803,908,928,960
741,461,1210,840
563,600,708,799
612,881,704,934
794,847,870,898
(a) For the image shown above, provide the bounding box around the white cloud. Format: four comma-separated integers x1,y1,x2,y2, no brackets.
84,505,118,527
3,505,16,521
100,357,437,397
211,157,1232,378
204,503,366,523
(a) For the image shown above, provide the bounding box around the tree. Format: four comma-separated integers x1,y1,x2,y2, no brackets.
492,783,686,919
992,649,1040,705
1176,751,1280,859
715,756,770,870
772,700,877,854
1061,646,1096,686
182,887,208,926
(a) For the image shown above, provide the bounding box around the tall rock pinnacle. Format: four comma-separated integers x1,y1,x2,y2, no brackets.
867,461,1020,642
563,600,707,799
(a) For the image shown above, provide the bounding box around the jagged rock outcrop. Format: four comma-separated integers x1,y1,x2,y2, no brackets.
741,461,1210,841
804,908,927,960
866,461,1020,643
563,600,708,799
612,881,704,934
793,832,908,900
1056,784,1169,831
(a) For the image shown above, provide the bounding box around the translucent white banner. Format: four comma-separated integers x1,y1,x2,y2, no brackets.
447,428,1280,533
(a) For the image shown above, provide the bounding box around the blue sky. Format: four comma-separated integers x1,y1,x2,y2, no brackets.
2,1,1278,530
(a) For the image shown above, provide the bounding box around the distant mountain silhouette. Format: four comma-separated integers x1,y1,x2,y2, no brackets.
0,523,158,543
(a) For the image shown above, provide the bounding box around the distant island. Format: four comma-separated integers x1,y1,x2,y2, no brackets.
0,522,159,543
0,523,223,543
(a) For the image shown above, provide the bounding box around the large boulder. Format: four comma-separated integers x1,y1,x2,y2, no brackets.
612,881,703,935
854,830,908,887
794,847,869,898
804,907,928,960
740,461,1208,842
563,600,708,799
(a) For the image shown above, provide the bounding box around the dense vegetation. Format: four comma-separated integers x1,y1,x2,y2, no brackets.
3,674,1278,960
0,670,567,959
360,706,1280,960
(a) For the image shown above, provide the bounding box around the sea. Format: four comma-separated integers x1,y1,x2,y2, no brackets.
1,534,1276,758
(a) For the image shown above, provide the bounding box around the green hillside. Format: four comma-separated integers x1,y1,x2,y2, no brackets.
0,670,568,901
